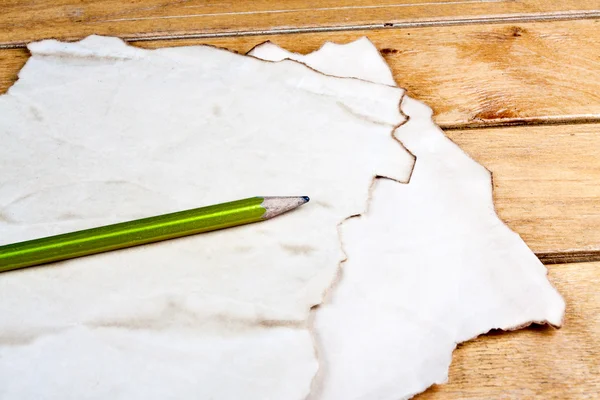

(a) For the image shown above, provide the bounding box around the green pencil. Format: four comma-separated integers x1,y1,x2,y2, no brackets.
0,196,309,273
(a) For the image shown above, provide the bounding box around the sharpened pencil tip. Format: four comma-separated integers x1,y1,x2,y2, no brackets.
261,196,310,219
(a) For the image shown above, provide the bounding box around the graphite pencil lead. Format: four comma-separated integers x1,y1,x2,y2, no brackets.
261,196,310,220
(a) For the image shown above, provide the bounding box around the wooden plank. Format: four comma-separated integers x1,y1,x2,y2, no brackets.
418,261,600,399
0,49,26,97
1,0,599,47
446,124,600,264
3,20,600,128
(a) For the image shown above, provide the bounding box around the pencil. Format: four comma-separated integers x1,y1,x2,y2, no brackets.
0,196,309,273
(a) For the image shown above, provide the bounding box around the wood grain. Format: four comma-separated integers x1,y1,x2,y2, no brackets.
447,124,600,264
3,20,600,128
1,0,600,47
0,49,25,96
418,261,600,399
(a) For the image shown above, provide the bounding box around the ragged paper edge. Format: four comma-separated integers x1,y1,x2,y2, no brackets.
244,40,422,398
247,36,565,324
398,98,565,331
248,37,565,400
396,96,565,399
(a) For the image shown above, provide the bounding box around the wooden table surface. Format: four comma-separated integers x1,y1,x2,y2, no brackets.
1,1,599,398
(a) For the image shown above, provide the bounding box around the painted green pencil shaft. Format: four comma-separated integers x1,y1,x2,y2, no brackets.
0,197,267,273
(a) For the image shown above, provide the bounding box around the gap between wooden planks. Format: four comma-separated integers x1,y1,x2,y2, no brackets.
1,0,600,46
417,261,600,399
3,20,598,128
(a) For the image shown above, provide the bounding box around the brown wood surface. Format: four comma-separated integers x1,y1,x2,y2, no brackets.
5,20,600,129
1,0,599,398
447,124,600,264
419,262,600,399
1,0,600,47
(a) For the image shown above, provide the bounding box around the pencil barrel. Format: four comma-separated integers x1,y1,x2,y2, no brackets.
0,197,266,273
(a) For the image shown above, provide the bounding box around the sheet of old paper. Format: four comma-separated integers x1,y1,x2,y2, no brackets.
0,36,414,400
251,38,565,400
